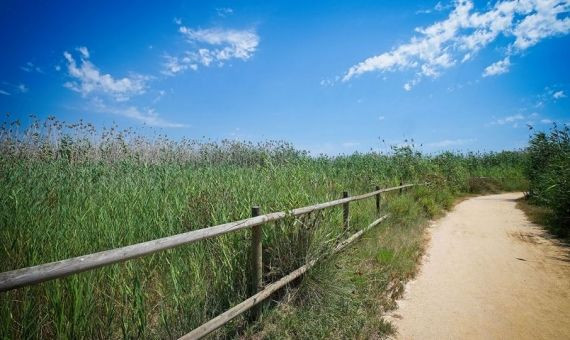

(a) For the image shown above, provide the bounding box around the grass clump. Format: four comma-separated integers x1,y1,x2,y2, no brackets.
250,191,434,339
0,116,527,338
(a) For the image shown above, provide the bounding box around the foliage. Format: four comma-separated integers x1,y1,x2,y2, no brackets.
525,124,570,236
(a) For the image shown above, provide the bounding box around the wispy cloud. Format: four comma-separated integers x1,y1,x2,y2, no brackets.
320,76,339,87
91,98,187,128
553,90,566,99
483,57,511,77
490,113,525,125
216,8,234,17
63,47,148,101
489,112,555,127
163,25,259,75
20,61,43,73
342,141,360,148
61,47,184,128
343,0,570,89
0,82,29,95
416,1,451,15
427,138,476,148
18,84,28,93
533,86,567,106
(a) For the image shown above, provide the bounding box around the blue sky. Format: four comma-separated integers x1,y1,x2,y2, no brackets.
1,0,569,154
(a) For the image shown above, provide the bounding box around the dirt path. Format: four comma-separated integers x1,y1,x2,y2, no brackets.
387,192,570,339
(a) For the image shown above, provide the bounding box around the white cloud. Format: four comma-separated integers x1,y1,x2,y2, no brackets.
541,118,553,123
513,1,570,49
152,90,166,104
343,0,570,87
77,46,90,58
534,87,567,106
483,57,511,77
490,113,525,125
18,84,28,93
91,98,187,128
180,27,259,61
20,62,43,73
163,26,259,75
416,1,452,15
320,76,339,87
553,90,566,99
174,17,182,25
216,8,234,17
63,47,148,101
61,47,182,128
427,138,476,148
0,83,28,95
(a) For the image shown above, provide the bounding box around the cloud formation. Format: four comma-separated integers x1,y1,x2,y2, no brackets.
91,98,187,128
553,90,566,99
216,8,234,17
163,26,259,75
63,47,148,101
488,112,558,127
20,62,43,73
483,57,511,77
427,138,476,148
490,113,525,125
343,0,570,89
61,47,184,128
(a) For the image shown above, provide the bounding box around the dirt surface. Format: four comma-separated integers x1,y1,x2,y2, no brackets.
387,193,570,339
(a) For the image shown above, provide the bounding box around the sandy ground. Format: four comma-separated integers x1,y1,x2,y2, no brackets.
387,193,570,339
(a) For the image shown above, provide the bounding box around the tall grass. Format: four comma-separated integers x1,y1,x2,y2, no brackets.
525,124,570,237
0,116,527,338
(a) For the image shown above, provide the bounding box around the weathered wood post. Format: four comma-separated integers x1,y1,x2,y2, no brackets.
250,206,262,319
342,191,349,230
375,185,381,214
399,181,403,195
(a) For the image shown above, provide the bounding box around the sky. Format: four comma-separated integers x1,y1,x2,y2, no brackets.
1,0,569,155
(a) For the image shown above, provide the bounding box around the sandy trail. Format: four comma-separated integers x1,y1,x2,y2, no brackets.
388,193,570,339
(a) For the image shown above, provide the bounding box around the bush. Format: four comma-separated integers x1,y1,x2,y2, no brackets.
525,125,570,236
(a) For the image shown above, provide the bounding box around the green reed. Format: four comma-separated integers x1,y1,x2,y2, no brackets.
0,115,527,338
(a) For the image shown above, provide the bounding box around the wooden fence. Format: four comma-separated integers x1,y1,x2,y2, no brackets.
0,182,416,339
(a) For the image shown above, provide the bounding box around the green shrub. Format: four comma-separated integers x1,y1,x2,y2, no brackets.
526,125,570,236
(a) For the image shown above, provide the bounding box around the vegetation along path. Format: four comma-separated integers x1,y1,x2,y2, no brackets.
387,192,570,339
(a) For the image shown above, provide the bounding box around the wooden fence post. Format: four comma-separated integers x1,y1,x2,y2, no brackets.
343,191,349,230
250,206,262,319
399,181,403,195
375,185,381,214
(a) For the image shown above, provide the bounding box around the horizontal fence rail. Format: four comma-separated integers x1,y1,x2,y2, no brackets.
181,214,389,339
0,183,415,292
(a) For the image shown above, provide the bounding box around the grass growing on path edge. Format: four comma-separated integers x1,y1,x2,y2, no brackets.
516,198,570,244
239,187,455,339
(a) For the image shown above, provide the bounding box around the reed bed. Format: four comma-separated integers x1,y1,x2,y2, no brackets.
0,115,527,338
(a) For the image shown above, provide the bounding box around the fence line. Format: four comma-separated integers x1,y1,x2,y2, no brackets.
181,214,389,339
0,182,418,339
0,183,414,292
